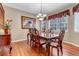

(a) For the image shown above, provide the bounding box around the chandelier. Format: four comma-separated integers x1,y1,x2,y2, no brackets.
36,3,47,20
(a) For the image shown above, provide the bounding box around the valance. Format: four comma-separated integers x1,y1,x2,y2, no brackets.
73,4,79,12
48,9,70,19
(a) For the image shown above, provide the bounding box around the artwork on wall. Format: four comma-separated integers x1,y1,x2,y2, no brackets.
21,16,35,29
0,3,4,26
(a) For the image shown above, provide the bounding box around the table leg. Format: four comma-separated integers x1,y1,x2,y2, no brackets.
9,46,12,55
46,43,50,56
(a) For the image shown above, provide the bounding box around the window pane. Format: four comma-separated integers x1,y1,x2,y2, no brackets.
74,12,79,32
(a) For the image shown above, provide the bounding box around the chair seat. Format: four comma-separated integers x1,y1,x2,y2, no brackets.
35,39,46,45
50,42,58,47
40,39,46,44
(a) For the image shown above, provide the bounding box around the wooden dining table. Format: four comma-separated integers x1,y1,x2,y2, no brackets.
38,32,59,56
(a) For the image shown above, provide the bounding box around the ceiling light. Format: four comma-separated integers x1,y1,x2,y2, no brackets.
36,2,47,20
36,13,42,17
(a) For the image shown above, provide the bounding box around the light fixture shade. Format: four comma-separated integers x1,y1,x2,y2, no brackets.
38,17,44,20
37,13,42,17
37,15,40,17
37,13,47,18
42,14,47,17
37,13,41,17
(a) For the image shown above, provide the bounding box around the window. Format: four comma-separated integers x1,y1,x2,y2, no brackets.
49,15,68,32
74,12,79,32
40,20,48,31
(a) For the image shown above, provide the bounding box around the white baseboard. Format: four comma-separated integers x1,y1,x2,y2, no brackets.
64,41,79,47
12,39,26,43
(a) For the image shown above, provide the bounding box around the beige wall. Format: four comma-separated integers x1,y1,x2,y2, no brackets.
3,4,79,46
3,5,35,42
68,6,79,45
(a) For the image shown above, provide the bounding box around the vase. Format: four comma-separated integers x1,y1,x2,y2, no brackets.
4,29,9,34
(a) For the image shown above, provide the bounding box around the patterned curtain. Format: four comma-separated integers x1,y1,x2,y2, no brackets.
73,4,79,12
48,9,70,20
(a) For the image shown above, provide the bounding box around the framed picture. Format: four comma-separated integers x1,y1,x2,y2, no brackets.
0,3,4,25
21,16,35,29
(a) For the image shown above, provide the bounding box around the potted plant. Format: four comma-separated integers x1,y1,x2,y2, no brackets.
4,19,12,34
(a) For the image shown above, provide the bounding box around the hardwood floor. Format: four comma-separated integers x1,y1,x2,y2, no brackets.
0,40,79,56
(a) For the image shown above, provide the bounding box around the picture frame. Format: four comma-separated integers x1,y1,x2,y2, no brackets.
0,3,4,25
21,16,35,29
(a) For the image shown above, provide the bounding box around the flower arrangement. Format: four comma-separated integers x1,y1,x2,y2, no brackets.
5,19,12,29
4,18,12,34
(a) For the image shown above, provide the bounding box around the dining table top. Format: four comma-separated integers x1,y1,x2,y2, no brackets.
40,32,58,37
38,32,59,40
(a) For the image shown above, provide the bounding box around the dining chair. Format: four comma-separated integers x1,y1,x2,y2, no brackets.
33,34,47,53
32,28,47,52
27,28,40,47
27,28,31,42
50,30,65,56
27,28,35,47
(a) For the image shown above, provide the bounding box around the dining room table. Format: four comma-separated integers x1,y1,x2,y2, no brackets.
38,32,59,56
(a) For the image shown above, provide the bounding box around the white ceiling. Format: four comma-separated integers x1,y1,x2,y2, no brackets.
3,3,75,16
